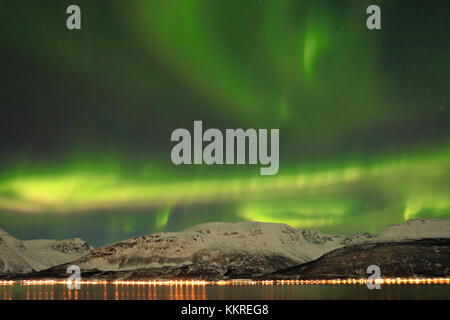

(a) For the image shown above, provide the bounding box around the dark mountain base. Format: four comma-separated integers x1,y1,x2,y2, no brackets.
263,238,450,280
3,239,450,281
5,251,297,281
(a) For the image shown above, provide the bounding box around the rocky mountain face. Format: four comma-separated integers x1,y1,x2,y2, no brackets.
266,219,450,279
68,221,346,280
265,238,450,279
2,219,449,280
0,228,92,275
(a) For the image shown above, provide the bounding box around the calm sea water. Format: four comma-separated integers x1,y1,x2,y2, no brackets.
0,284,449,300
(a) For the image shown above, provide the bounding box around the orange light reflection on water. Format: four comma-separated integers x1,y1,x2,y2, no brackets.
0,278,449,286
1,278,449,300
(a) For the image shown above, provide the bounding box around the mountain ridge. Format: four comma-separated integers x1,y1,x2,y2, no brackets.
1,219,449,280
0,227,92,274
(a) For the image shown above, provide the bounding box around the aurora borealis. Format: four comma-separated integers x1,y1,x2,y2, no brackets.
0,1,448,246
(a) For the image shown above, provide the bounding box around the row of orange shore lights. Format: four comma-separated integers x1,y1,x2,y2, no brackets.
0,278,450,286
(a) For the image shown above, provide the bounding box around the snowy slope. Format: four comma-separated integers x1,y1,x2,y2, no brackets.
3,219,449,278
0,228,92,274
76,221,345,272
0,229,31,273
375,219,450,241
75,219,450,275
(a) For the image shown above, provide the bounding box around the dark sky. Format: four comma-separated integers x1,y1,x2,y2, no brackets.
0,0,448,246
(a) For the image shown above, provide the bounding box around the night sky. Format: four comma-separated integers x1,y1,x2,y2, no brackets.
0,0,448,246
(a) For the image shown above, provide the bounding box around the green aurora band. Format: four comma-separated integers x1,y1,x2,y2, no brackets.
0,1,448,245
0,147,448,244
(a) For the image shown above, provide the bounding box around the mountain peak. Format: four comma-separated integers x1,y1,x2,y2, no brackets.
183,221,295,233
74,221,342,275
0,229,92,274
377,219,450,240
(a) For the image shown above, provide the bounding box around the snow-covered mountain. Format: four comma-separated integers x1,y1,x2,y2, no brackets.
0,228,92,274
74,221,345,277
376,219,450,241
2,219,449,280
268,238,450,280
71,219,450,279
268,219,450,280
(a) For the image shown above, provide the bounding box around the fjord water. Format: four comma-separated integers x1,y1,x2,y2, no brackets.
0,284,449,300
